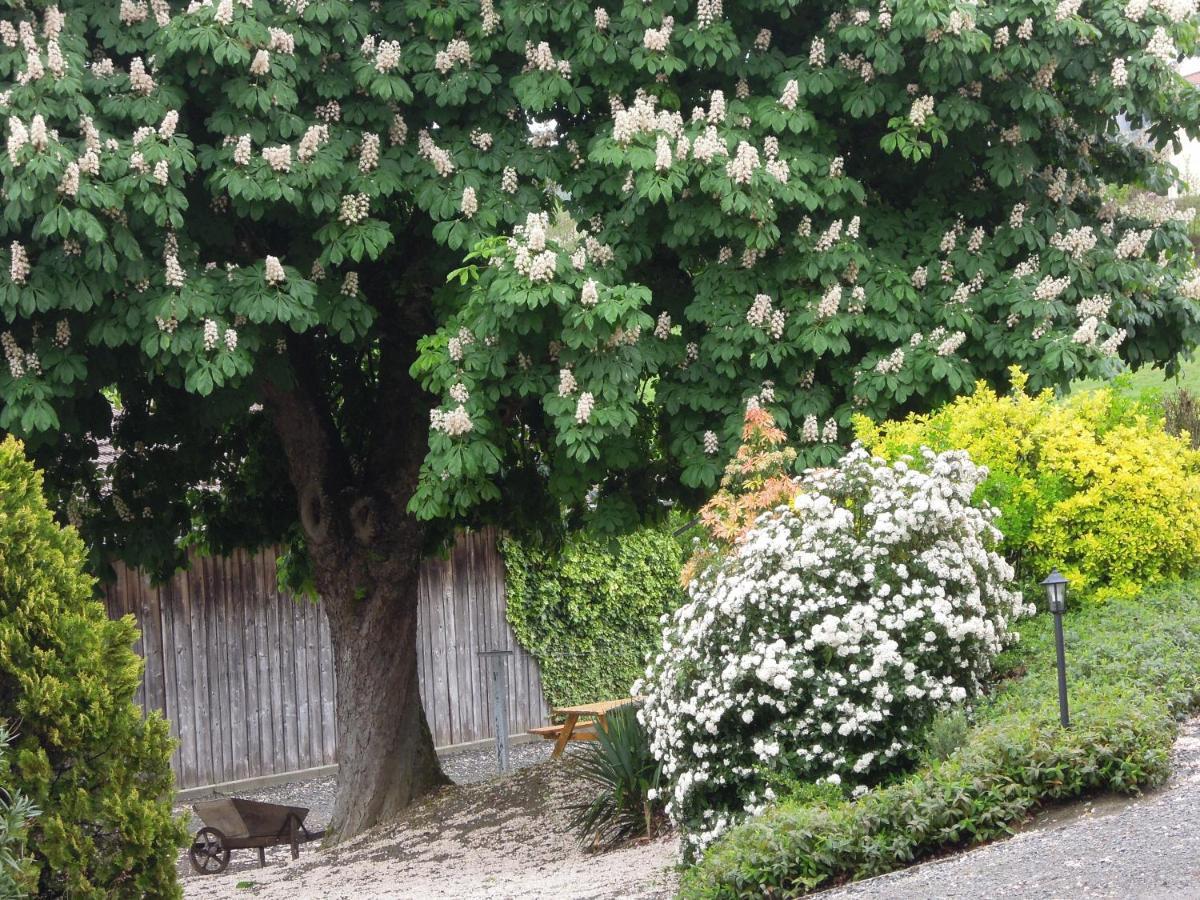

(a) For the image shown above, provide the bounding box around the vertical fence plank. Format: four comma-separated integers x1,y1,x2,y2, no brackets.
109,528,547,788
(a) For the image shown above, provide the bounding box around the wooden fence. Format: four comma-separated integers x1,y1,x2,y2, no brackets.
104,528,547,790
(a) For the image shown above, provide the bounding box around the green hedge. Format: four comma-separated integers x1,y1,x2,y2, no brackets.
679,582,1200,899
502,525,685,709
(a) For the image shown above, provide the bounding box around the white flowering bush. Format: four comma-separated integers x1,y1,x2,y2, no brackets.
639,445,1028,857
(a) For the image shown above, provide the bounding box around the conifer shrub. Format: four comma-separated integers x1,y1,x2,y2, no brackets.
0,437,185,897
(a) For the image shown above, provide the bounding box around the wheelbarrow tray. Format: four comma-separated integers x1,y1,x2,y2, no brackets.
192,797,318,844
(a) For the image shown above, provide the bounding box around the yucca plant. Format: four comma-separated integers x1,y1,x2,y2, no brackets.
0,723,38,899
568,704,667,850
1165,388,1200,449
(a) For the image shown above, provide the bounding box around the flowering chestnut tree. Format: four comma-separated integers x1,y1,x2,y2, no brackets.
1,0,1198,839
638,442,1028,857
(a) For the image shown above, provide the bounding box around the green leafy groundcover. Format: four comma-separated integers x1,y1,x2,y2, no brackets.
502,526,684,709
679,582,1200,899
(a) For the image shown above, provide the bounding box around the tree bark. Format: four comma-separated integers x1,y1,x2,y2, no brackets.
263,367,449,841
321,561,448,839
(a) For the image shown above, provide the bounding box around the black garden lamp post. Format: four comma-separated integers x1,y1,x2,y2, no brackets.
1040,569,1070,728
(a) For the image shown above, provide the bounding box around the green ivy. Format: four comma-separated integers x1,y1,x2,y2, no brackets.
502,525,686,710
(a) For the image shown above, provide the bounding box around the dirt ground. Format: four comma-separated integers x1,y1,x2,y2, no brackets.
181,756,678,899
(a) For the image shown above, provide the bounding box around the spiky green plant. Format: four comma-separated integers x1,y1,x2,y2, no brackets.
568,703,666,850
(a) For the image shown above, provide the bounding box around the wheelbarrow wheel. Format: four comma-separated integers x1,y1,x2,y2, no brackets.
189,827,230,875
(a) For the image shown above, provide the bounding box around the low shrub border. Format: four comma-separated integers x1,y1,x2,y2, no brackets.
678,581,1200,899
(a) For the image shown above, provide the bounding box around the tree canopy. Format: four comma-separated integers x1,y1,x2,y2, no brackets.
1,0,1198,564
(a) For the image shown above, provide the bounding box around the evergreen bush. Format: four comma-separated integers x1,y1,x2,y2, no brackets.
0,438,185,897
502,525,684,708
857,370,1200,599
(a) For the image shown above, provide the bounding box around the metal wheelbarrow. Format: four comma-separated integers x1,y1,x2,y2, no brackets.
188,797,325,875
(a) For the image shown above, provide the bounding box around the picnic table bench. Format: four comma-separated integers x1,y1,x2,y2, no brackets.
529,697,641,758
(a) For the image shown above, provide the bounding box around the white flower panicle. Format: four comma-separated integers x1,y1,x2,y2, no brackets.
375,40,402,73
874,347,906,374
801,413,819,442
810,36,826,67
339,193,370,225
581,278,599,307
297,124,329,161
9,242,29,284
435,39,470,74
817,284,841,319
1146,27,1176,64
655,312,672,339
643,16,674,52
594,7,610,30
1112,57,1128,87
431,405,474,437
249,49,270,77
702,430,719,455
262,144,291,172
909,95,935,127
780,79,800,110
754,29,772,51
264,255,286,285
726,142,760,184
417,129,455,177
697,0,722,29
203,318,219,351
340,272,359,297
1114,228,1152,259
129,57,155,95
557,367,577,396
233,134,252,165
460,186,478,218
575,391,595,424
501,166,519,193
224,327,238,351
359,132,380,173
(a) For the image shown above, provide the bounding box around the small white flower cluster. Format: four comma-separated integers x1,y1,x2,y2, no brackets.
1013,254,1040,278
389,114,408,146
703,430,719,455
359,132,380,173
262,144,291,172
1032,274,1070,301
1009,202,1026,229
431,405,473,437
435,39,471,74
460,186,478,218
697,0,722,29
816,284,841,320
967,226,985,253
315,100,340,122
298,124,329,161
1056,0,1082,20
911,265,928,289
9,241,29,284
417,129,455,177
249,49,271,77
264,255,286,285
481,0,500,33
1179,273,1200,300
746,294,786,340
874,347,905,373
643,16,674,53
810,36,826,67
1,330,37,378
470,129,493,151
909,95,935,127
815,219,843,252
1112,57,1128,87
339,193,370,225
233,134,252,165
779,79,800,110
994,25,1010,48
1146,26,1176,65
575,391,595,424
558,367,577,397
655,311,672,339
54,319,70,348
510,212,557,283
341,271,359,297
1050,225,1097,260
202,317,219,351
754,29,772,51
1114,228,1152,259
1016,17,1034,40
935,330,967,356
639,446,1026,854
594,7,610,30
524,41,571,77
129,57,155,95
269,27,294,54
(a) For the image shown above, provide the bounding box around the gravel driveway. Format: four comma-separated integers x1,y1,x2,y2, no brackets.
817,716,1200,900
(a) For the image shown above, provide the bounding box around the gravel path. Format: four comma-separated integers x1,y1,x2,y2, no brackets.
817,716,1200,900
178,740,678,898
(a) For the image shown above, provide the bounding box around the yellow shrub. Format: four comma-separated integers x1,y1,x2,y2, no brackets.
855,369,1200,600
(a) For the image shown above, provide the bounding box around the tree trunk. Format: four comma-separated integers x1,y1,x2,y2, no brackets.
263,370,449,842
321,562,449,839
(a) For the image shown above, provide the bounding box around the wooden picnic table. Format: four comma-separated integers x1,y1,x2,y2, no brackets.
529,697,642,758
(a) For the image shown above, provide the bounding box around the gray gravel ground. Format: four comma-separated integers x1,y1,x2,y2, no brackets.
177,739,553,876
817,716,1200,899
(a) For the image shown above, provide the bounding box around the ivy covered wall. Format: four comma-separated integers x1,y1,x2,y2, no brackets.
502,525,686,709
